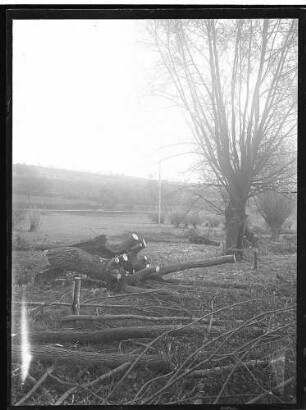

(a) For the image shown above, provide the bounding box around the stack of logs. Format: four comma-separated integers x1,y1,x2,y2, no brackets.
36,233,236,292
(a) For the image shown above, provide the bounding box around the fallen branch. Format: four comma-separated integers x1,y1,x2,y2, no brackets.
12,345,169,371
12,300,201,313
54,362,131,405
246,376,295,404
25,374,54,401
60,314,216,325
123,285,181,300
15,366,54,406
26,324,223,344
276,274,294,285
187,359,269,378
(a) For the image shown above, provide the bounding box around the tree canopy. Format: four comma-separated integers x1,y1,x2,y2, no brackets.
148,19,297,249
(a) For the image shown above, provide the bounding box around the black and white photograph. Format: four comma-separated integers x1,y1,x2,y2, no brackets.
8,7,301,406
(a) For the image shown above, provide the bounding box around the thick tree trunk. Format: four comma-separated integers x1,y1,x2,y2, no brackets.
12,344,169,370
224,198,247,260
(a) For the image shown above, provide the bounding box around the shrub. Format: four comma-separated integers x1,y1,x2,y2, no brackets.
150,211,166,224
204,215,222,228
12,233,31,250
12,209,27,230
256,192,294,238
187,213,203,229
28,209,42,232
169,211,187,228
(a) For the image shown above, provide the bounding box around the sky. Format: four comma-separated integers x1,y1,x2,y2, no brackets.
13,19,198,182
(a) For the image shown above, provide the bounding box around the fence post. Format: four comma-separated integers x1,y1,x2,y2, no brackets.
253,249,258,270
71,277,81,315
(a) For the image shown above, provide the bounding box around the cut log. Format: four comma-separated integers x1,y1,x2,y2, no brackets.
125,255,236,286
43,247,125,287
35,234,145,259
123,253,149,274
12,344,169,370
21,325,222,344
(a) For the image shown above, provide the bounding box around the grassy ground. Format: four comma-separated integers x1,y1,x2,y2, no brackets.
11,211,297,405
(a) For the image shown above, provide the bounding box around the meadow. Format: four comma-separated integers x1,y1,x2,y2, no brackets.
11,210,297,405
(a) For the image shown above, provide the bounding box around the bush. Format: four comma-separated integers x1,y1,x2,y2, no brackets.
187,213,203,228
256,192,294,238
150,211,166,224
28,209,42,232
204,215,222,228
12,209,27,230
12,233,31,250
169,211,188,228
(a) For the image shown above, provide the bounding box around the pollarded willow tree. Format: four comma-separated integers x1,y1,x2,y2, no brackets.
148,19,297,252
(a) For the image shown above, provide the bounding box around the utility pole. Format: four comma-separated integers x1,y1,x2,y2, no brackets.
158,160,162,225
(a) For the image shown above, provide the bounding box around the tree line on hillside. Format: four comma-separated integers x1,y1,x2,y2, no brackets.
12,164,196,211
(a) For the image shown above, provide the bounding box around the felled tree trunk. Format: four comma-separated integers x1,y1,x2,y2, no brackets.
124,255,236,286
38,228,236,291
12,344,169,370
39,247,235,290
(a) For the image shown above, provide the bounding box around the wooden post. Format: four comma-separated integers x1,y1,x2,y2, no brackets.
158,161,162,225
253,249,258,270
71,277,81,315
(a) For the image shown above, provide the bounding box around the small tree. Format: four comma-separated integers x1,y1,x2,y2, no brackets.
169,211,187,228
187,213,202,229
12,208,27,230
256,191,293,238
28,209,42,232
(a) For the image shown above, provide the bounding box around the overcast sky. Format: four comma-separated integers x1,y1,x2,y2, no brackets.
13,19,198,181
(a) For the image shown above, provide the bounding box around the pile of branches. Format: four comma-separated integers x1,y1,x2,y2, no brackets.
12,287,296,405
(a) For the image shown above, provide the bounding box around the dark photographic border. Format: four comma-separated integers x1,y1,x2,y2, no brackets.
2,5,305,409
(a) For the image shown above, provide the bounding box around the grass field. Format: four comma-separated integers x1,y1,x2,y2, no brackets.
11,211,297,405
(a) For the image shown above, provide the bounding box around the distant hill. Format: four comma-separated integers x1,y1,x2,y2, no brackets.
13,164,151,184
12,164,191,211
